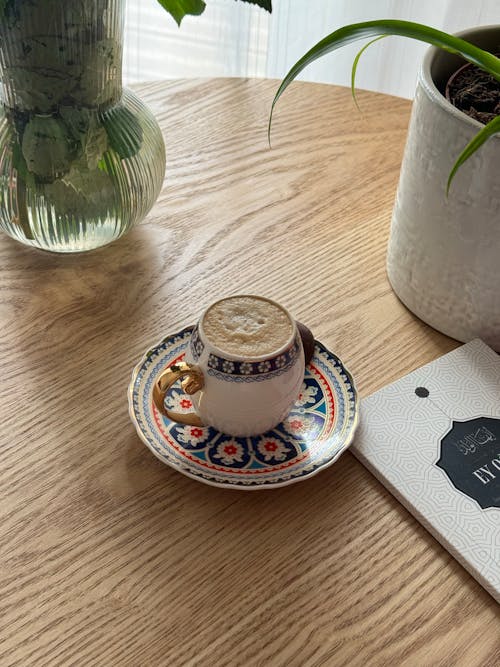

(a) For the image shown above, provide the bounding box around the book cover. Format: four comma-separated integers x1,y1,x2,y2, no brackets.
351,339,500,603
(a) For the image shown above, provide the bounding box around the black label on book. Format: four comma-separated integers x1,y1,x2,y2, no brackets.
437,417,500,509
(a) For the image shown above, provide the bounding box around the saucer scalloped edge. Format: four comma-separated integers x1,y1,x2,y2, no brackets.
128,326,359,490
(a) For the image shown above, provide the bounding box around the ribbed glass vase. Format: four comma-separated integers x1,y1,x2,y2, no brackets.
0,0,165,252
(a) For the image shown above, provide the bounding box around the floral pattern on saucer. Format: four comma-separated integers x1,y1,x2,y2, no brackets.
128,326,359,489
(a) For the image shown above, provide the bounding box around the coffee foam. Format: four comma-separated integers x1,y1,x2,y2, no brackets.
202,296,293,357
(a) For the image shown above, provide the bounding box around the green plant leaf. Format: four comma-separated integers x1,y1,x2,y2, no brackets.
274,20,500,107
351,35,387,111
267,19,500,181
237,0,272,10
156,0,206,26
447,114,500,194
156,0,271,25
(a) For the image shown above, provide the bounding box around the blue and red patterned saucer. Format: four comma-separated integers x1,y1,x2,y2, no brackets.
128,326,359,489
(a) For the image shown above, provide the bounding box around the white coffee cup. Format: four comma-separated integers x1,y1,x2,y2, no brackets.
152,295,305,437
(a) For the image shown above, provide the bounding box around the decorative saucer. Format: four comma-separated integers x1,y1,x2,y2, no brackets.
128,326,359,489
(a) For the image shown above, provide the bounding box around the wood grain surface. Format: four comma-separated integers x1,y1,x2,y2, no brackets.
0,78,498,666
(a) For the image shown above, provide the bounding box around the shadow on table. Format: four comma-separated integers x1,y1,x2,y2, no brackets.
3,223,179,452
2,222,173,346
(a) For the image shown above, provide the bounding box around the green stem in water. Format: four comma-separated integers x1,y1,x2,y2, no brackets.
16,176,34,240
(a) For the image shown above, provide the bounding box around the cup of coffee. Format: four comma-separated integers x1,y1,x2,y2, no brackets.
152,295,305,437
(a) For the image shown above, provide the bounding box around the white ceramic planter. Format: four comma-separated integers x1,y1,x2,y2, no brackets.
387,26,500,350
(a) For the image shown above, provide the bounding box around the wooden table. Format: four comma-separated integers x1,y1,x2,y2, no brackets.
1,79,498,666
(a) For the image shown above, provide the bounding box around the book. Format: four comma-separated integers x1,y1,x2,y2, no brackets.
351,339,500,603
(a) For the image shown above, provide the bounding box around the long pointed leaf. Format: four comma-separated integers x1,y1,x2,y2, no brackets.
447,115,500,194
351,35,387,111
269,20,500,138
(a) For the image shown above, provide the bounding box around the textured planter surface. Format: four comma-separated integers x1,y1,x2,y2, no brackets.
387,26,500,350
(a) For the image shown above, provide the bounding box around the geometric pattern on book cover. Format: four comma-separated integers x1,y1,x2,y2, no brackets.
351,339,500,603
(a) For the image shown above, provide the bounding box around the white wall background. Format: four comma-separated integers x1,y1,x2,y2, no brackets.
124,0,499,99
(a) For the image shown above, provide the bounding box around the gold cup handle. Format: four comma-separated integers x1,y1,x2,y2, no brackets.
152,362,204,427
